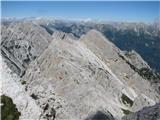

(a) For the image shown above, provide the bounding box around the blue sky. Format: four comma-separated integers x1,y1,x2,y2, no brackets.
1,1,160,23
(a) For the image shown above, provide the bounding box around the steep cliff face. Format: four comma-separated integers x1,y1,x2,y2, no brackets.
1,22,52,76
21,30,159,120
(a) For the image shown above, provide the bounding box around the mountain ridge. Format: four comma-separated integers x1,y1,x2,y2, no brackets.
1,19,160,120
20,30,159,119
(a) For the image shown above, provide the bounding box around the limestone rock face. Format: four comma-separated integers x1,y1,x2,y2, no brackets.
1,19,160,120
0,57,43,120
1,22,52,76
21,30,159,120
123,50,150,69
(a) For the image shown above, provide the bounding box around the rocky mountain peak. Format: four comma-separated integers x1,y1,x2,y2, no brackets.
1,20,160,120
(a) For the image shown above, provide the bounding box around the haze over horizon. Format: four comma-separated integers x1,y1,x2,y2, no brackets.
1,1,160,23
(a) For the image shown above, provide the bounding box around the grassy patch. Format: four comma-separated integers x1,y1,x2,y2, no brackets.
121,94,133,107
21,80,26,85
139,67,160,81
121,108,131,115
1,95,21,120
30,94,38,100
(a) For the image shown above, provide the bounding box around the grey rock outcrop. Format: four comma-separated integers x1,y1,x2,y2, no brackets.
123,50,150,69
1,18,160,120
0,57,43,120
21,30,159,120
1,22,52,76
